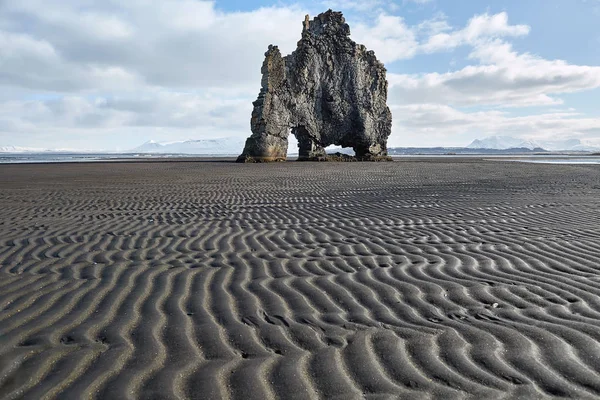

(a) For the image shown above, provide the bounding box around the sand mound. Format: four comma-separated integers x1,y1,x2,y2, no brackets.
1,159,600,398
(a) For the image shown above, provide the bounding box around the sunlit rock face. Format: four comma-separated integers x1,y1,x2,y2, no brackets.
237,10,392,162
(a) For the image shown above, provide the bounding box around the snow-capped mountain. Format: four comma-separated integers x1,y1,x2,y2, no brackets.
131,140,165,153
131,138,246,155
467,136,541,150
0,145,91,153
0,145,47,153
536,139,599,152
467,136,600,151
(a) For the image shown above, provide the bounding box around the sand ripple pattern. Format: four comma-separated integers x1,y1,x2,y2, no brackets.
1,159,600,399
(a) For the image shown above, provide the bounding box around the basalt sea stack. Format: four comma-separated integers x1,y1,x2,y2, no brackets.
237,10,392,162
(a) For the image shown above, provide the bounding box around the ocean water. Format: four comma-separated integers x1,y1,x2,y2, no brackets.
503,157,600,165
394,154,600,164
1,153,600,165
0,153,209,164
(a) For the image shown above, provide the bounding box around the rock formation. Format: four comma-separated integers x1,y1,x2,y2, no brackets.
237,10,392,162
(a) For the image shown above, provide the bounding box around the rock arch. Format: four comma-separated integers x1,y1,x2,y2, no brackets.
237,10,392,162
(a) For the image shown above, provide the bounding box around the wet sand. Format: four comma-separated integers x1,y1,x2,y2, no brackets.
1,158,600,399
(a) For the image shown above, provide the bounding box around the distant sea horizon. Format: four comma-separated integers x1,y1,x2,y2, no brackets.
1,152,600,165
0,153,236,164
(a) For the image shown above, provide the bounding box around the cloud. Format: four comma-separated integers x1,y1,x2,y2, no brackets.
403,0,433,4
351,11,529,64
421,12,529,53
390,103,600,147
0,0,308,148
0,1,305,92
353,15,418,62
0,30,142,92
0,91,250,131
0,91,253,149
415,13,451,36
388,38,600,107
385,20,600,145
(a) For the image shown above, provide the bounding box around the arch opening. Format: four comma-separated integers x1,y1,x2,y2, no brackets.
289,126,358,161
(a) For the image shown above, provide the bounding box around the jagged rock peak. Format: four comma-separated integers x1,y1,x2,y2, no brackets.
237,10,392,162
302,10,350,37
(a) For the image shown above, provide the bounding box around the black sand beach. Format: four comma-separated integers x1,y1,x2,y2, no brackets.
1,158,600,399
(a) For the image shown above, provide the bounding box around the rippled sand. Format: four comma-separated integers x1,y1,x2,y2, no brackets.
1,158,600,399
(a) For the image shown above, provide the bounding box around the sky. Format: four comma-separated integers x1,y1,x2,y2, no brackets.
1,0,600,150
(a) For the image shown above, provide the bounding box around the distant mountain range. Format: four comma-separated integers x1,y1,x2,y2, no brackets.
0,145,48,153
0,139,248,155
387,147,545,155
466,136,599,152
131,138,246,155
0,145,91,153
1,135,598,155
129,135,600,156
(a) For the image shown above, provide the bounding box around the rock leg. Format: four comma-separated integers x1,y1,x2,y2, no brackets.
236,133,288,163
294,127,326,161
353,141,390,160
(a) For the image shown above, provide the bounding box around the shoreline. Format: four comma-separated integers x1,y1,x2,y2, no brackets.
1,151,600,164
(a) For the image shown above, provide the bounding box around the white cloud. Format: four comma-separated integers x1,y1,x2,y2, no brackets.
0,1,305,91
388,39,600,107
421,12,529,53
0,91,253,149
0,91,250,130
352,11,529,63
5,1,135,40
353,14,418,62
415,13,451,36
0,30,142,91
390,103,600,147
0,0,308,148
403,0,433,4
374,10,600,146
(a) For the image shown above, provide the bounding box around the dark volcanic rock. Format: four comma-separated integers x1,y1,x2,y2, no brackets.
237,10,392,162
